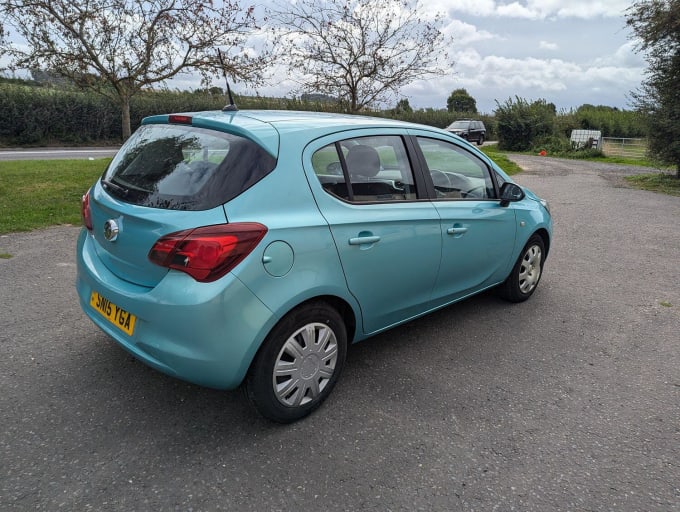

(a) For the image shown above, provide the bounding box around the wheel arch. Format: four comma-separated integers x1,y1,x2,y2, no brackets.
533,227,551,258
242,294,358,380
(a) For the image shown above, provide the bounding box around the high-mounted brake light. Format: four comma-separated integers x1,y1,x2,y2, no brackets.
81,190,93,231
148,223,268,283
168,114,192,125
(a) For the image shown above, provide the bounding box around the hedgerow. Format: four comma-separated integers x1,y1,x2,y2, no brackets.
0,83,641,146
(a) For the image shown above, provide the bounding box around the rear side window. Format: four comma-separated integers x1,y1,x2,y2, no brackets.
311,135,418,202
102,124,276,210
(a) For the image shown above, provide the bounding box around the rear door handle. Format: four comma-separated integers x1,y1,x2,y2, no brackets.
446,227,468,235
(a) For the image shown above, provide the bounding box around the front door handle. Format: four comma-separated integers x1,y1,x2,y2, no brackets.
348,235,381,245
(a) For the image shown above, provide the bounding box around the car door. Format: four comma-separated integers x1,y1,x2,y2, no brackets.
304,132,442,335
413,135,517,303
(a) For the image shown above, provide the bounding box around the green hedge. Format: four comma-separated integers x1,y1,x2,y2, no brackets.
0,83,641,146
0,83,500,145
0,85,119,144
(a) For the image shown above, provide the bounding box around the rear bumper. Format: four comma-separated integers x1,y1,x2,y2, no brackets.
75,229,275,389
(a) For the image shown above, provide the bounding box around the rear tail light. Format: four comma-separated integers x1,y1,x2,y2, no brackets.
81,190,93,231
148,223,268,282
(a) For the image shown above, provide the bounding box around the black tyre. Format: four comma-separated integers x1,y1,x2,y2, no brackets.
477,134,485,146
498,234,545,302
245,302,347,423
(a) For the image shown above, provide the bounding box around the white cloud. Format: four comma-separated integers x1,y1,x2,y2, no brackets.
400,45,642,112
496,2,540,19
443,0,498,17
443,19,496,45
443,0,633,20
596,40,646,68
539,41,559,51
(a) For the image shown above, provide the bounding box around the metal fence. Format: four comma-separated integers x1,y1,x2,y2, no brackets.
602,137,647,159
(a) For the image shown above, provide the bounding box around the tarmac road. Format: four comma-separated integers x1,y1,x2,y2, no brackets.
1,156,678,511
0,147,119,160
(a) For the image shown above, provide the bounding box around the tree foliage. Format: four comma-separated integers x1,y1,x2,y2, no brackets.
270,0,453,112
447,88,477,113
627,0,680,177
0,0,266,138
494,97,556,151
393,98,413,114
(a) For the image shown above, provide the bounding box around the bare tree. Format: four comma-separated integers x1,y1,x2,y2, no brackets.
270,0,453,112
0,0,266,138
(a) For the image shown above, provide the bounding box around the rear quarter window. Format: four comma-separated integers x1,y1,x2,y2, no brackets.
102,124,276,210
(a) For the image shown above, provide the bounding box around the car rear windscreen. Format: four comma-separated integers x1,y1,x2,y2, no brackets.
101,124,277,210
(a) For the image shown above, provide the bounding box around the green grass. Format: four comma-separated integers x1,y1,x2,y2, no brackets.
561,151,660,168
596,155,659,167
0,252,12,259
624,173,680,197
0,159,110,234
481,145,523,175
491,145,667,170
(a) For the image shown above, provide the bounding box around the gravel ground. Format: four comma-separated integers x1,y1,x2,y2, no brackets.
1,156,678,511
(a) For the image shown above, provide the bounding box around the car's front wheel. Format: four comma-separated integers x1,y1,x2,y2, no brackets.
498,234,545,302
245,302,347,423
477,134,485,146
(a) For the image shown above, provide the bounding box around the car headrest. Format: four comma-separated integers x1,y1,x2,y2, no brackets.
345,145,380,179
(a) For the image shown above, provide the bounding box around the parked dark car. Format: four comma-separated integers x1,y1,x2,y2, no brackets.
446,119,487,145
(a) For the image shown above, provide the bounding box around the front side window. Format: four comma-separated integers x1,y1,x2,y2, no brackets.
102,124,276,210
312,135,417,202
416,137,495,200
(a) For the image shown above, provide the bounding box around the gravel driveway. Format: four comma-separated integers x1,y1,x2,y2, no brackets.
1,156,678,511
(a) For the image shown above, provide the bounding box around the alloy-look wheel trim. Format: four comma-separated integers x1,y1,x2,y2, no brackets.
272,322,339,407
518,244,542,294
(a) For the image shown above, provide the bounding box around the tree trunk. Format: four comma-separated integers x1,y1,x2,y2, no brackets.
120,96,132,140
350,90,358,113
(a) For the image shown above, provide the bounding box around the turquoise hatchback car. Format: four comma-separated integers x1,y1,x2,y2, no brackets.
76,110,552,422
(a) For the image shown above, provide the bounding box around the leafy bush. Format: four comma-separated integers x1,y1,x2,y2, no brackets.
495,97,556,151
531,135,572,154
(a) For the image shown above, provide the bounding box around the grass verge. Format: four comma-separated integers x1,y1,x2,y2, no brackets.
624,173,680,197
0,159,109,234
481,145,522,175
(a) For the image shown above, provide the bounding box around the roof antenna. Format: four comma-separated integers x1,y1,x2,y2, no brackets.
218,50,238,112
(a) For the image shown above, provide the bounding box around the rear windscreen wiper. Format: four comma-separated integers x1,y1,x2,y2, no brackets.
101,178,129,197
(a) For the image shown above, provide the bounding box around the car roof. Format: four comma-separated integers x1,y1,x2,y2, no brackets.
142,110,436,157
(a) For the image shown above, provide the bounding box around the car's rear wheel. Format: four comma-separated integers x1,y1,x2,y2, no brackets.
245,302,347,423
498,234,545,302
477,134,485,146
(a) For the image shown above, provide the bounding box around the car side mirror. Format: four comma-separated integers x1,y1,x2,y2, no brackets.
499,182,525,207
